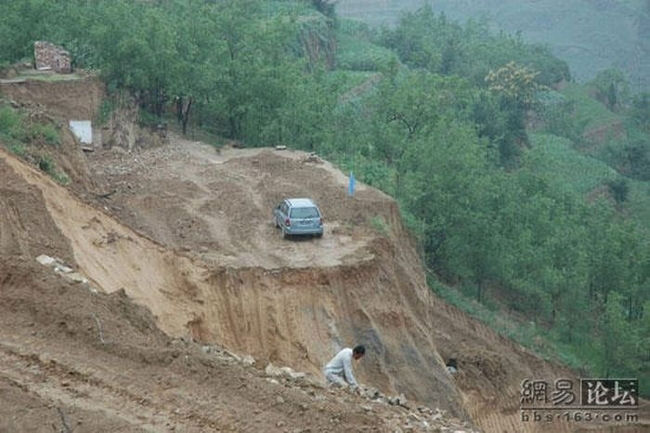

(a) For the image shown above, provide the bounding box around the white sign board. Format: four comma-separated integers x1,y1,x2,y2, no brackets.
69,120,92,145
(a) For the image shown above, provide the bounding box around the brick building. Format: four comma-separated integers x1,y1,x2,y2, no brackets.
34,41,72,73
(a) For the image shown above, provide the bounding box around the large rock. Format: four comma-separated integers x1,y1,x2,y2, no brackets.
265,363,283,377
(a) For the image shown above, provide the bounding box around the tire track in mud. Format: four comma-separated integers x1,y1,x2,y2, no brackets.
0,345,172,432
0,343,225,433
0,343,239,433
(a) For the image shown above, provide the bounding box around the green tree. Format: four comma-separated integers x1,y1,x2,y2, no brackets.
630,92,650,132
600,292,636,377
590,68,630,111
485,62,542,165
0,0,58,62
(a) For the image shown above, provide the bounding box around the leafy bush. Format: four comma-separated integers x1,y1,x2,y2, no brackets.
0,104,26,142
37,155,69,185
335,22,397,72
7,143,26,157
536,90,580,142
37,155,54,173
1,104,60,146
336,35,397,71
30,123,61,146
97,98,116,126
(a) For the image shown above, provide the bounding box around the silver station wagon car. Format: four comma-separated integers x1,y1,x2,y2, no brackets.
273,198,324,238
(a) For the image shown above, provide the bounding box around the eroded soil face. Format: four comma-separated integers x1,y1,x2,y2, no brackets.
0,259,391,433
2,122,647,432
1,153,469,433
1,141,467,417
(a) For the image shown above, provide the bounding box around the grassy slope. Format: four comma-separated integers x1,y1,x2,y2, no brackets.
527,133,619,194
560,83,621,136
334,19,396,72
556,85,650,224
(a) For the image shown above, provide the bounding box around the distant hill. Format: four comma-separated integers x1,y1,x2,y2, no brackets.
337,0,650,89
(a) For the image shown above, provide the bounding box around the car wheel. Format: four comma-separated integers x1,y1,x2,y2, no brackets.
282,229,289,239
315,232,323,238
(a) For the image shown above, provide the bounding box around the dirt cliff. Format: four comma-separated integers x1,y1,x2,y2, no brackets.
1,76,647,432
1,149,481,432
0,139,467,415
0,75,103,120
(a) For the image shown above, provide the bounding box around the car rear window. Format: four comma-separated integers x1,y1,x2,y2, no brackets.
290,207,320,218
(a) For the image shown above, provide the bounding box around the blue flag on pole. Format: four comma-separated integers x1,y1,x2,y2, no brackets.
348,171,355,197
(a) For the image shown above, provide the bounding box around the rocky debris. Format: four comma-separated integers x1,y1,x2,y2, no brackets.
241,355,256,367
67,272,90,284
253,362,480,433
36,254,57,266
34,41,72,74
280,366,306,380
35,254,96,293
301,152,323,164
200,345,244,365
387,393,409,408
200,345,264,371
445,359,458,375
359,386,409,408
355,385,478,432
265,363,284,377
265,363,310,382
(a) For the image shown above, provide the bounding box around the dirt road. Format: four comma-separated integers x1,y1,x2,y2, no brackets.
88,135,382,269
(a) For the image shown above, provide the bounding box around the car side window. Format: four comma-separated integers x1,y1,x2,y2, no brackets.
281,203,289,215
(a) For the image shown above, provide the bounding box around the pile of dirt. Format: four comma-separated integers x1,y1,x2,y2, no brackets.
0,259,385,432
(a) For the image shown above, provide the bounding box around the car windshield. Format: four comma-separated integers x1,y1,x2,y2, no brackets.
290,207,319,219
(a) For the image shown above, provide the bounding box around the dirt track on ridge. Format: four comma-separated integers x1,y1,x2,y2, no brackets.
88,135,383,269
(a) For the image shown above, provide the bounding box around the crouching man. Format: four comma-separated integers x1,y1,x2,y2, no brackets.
322,345,365,388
